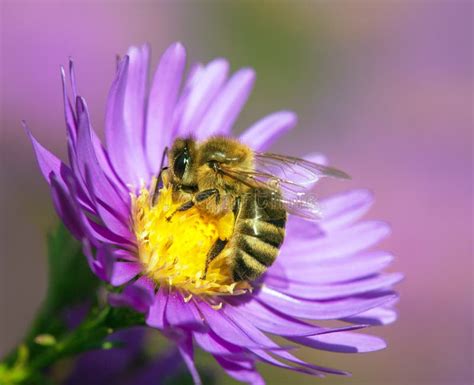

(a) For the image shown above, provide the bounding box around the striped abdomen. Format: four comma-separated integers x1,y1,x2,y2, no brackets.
230,188,287,281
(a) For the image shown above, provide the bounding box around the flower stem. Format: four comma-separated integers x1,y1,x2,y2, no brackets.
0,305,144,385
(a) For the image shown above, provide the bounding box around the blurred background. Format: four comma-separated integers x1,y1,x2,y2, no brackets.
1,1,472,385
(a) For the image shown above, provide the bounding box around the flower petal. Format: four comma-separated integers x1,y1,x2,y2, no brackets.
285,215,324,240
76,97,129,216
84,218,133,247
195,68,255,139
26,124,68,186
146,286,168,329
256,286,397,319
319,189,374,232
60,66,77,144
105,53,149,187
82,240,114,281
214,356,265,385
49,174,85,240
304,152,328,165
227,298,327,337
59,173,124,247
177,334,202,385
221,312,351,377
68,58,79,101
224,305,348,376
268,273,403,300
175,59,229,137
240,111,297,151
109,262,142,286
223,305,296,350
112,249,138,262
145,42,186,172
199,302,286,350
109,276,155,313
65,61,128,194
280,221,391,264
269,348,348,376
124,44,149,142
343,306,398,326
247,348,324,377
289,332,387,353
193,330,248,358
82,166,131,239
165,293,205,331
267,251,395,285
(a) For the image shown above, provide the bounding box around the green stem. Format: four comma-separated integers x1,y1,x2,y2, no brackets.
0,305,144,385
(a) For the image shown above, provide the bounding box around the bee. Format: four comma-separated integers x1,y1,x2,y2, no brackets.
155,136,349,282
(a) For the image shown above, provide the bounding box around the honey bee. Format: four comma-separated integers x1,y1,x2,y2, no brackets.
155,136,349,282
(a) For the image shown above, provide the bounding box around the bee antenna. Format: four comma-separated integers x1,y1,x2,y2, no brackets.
151,147,169,205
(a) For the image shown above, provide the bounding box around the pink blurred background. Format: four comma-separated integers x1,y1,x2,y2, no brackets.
1,1,472,385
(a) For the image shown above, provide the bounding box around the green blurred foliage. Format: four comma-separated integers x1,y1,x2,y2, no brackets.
26,224,99,341
186,2,336,133
0,225,148,385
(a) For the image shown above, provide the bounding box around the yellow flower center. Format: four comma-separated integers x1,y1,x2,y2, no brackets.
131,181,251,299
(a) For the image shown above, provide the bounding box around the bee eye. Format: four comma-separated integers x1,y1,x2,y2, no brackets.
173,150,189,178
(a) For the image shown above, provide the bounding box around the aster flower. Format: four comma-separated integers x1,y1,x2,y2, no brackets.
27,42,401,384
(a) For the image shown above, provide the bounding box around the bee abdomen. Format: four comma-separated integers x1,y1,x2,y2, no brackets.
238,234,279,266
232,249,267,282
231,231,282,281
239,219,285,248
230,188,287,281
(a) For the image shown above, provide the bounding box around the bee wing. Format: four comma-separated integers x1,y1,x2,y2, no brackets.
278,189,323,221
254,152,350,186
218,165,325,221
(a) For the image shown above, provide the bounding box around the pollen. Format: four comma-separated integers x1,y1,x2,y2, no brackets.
131,180,250,298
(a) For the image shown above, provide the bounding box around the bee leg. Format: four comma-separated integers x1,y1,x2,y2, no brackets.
203,238,228,278
151,167,169,205
167,189,219,220
195,188,219,203
165,200,194,220
179,187,219,212
233,196,241,218
151,146,169,205
203,196,239,279
177,200,195,212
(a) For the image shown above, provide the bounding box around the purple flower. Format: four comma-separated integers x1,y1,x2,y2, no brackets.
28,42,401,384
66,328,187,385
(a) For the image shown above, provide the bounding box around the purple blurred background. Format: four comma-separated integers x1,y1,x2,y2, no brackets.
1,1,472,385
